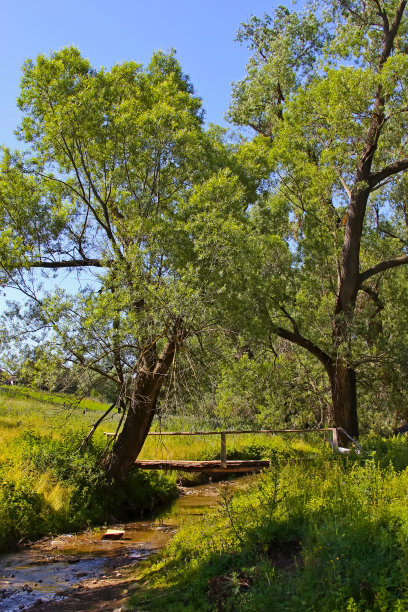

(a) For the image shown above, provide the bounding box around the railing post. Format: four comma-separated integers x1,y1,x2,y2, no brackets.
332,427,339,451
220,432,227,468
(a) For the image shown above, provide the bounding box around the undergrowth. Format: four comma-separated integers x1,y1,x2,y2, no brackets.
0,395,177,552
130,437,408,612
0,432,178,551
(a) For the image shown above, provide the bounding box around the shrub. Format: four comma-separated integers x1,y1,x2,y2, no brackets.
0,430,178,552
130,449,408,611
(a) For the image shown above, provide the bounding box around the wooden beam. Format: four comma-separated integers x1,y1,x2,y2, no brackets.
332,427,339,450
147,428,333,436
106,428,333,438
134,459,270,473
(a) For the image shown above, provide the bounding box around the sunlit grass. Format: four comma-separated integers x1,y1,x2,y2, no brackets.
140,434,221,460
139,431,326,461
0,391,119,447
35,472,71,513
0,385,112,412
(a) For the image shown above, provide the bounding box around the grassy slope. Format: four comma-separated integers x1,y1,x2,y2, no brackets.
0,384,114,412
129,440,408,612
0,391,176,552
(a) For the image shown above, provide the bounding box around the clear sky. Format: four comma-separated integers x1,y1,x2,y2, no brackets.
1,0,302,147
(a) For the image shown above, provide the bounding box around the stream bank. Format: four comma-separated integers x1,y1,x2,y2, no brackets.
0,481,225,612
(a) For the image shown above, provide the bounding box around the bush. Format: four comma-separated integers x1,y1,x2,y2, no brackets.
0,430,178,552
0,471,48,550
130,448,408,611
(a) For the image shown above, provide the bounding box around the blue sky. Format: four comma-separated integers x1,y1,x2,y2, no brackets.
1,0,301,147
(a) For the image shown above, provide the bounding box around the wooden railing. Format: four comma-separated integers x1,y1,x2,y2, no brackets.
106,427,341,467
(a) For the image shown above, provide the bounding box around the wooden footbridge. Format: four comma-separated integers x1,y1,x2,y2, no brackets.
106,428,346,473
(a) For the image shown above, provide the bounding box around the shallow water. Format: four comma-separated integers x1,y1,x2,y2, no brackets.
0,480,227,611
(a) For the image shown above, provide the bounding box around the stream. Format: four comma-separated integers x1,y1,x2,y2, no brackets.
0,481,226,612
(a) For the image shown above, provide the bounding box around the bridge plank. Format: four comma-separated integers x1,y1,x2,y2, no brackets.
134,459,270,473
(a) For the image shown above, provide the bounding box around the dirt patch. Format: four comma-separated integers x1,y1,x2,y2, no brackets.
207,571,251,610
206,541,302,610
267,540,303,573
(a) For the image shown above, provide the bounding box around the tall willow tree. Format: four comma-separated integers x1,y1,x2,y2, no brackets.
184,1,408,442
0,48,228,479
233,0,408,441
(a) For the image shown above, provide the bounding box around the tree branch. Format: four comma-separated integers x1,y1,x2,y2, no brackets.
79,401,117,451
273,325,333,371
360,284,384,311
372,0,390,36
379,1,407,67
377,225,408,246
336,170,352,200
30,258,104,269
279,306,299,334
359,254,408,285
75,140,117,244
339,1,368,25
369,158,408,188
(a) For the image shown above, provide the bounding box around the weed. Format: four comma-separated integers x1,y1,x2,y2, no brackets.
129,445,408,611
0,394,177,551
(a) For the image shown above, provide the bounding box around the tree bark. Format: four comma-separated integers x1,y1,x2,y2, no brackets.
101,338,177,480
328,360,358,444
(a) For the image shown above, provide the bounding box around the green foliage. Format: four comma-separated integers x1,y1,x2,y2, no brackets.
0,470,49,550
130,442,408,611
228,6,326,134
0,434,177,552
214,351,332,429
173,0,408,440
18,430,177,523
0,395,177,552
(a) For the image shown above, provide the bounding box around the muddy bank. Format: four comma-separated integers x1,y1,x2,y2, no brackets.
0,482,224,612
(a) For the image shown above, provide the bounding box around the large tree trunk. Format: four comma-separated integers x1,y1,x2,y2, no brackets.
328,360,359,444
101,338,177,480
273,324,359,441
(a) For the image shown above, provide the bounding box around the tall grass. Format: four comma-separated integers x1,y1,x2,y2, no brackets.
140,430,326,462
0,393,176,552
130,439,408,611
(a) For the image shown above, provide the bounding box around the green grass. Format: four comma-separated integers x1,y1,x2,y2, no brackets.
139,429,326,462
129,439,408,612
0,392,118,460
0,384,113,412
0,392,177,552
